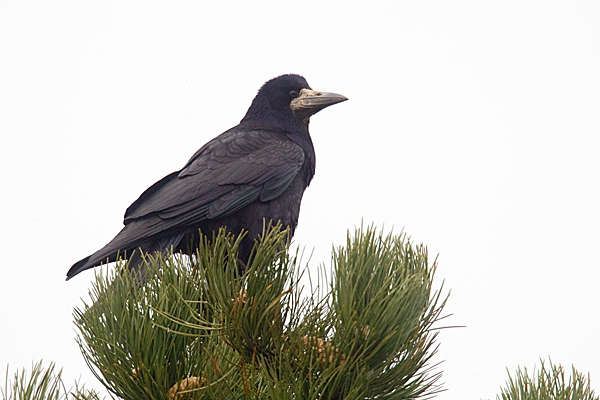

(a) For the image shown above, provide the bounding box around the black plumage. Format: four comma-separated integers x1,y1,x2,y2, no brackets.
67,74,347,280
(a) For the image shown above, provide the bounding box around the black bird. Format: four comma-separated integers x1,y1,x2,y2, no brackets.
67,74,347,280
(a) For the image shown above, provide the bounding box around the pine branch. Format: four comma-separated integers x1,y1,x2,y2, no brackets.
73,224,448,399
1,361,100,400
495,358,598,400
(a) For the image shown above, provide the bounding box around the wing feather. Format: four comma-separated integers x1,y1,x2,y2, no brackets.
124,129,305,230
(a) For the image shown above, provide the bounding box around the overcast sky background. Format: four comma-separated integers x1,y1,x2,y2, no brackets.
1,2,599,399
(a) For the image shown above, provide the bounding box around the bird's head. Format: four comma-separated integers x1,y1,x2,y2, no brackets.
241,74,347,127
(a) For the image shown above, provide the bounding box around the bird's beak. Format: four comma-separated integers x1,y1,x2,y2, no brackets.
290,89,348,119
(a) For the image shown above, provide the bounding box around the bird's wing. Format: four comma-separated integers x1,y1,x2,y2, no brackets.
124,130,305,228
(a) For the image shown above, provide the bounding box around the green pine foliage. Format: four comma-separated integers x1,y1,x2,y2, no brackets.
496,359,598,400
4,226,599,399
1,361,99,400
73,225,448,399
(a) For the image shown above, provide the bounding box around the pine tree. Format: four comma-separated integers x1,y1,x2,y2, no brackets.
3,226,598,399
73,225,447,400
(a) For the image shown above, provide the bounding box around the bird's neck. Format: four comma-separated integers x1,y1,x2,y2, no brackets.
289,125,316,187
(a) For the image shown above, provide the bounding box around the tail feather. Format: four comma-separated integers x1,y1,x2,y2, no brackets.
66,255,92,280
66,229,187,281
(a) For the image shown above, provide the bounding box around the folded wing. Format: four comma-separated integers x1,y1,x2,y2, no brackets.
122,129,305,242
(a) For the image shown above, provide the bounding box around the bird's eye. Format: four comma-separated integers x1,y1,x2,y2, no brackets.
289,90,299,98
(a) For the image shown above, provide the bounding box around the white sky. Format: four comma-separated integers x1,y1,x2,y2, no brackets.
1,1,599,399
